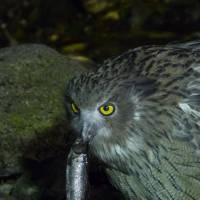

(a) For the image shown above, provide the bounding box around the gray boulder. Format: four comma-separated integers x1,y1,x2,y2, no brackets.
0,44,88,199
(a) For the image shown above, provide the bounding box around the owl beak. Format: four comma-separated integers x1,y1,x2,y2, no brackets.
81,122,95,143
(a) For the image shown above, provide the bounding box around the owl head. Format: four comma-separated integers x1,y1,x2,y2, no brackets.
65,65,158,152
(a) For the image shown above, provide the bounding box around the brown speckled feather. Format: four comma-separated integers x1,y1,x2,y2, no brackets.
66,41,200,200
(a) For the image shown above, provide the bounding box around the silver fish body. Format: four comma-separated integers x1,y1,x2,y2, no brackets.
66,139,88,200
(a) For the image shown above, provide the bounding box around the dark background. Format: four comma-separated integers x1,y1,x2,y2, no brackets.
1,0,200,62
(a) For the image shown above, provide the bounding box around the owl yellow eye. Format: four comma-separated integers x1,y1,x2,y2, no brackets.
99,103,115,116
71,102,80,114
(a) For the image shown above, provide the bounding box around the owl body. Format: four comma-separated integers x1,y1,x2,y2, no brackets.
66,41,200,200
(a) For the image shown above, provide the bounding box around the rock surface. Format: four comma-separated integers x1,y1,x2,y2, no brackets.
0,44,87,199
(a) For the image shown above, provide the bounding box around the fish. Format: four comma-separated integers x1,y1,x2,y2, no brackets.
66,138,88,200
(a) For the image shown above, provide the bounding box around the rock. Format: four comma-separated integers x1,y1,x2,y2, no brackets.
11,175,41,200
0,183,13,196
0,44,88,199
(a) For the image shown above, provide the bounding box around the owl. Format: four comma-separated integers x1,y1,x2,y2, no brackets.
65,41,200,200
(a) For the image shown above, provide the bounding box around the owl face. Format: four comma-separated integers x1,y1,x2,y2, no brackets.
65,72,137,144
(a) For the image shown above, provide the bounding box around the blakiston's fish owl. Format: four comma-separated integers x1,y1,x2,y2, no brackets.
65,41,200,200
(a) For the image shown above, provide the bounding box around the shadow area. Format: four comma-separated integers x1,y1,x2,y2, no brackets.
20,119,122,200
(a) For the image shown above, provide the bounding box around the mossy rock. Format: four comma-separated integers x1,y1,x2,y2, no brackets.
0,44,88,170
